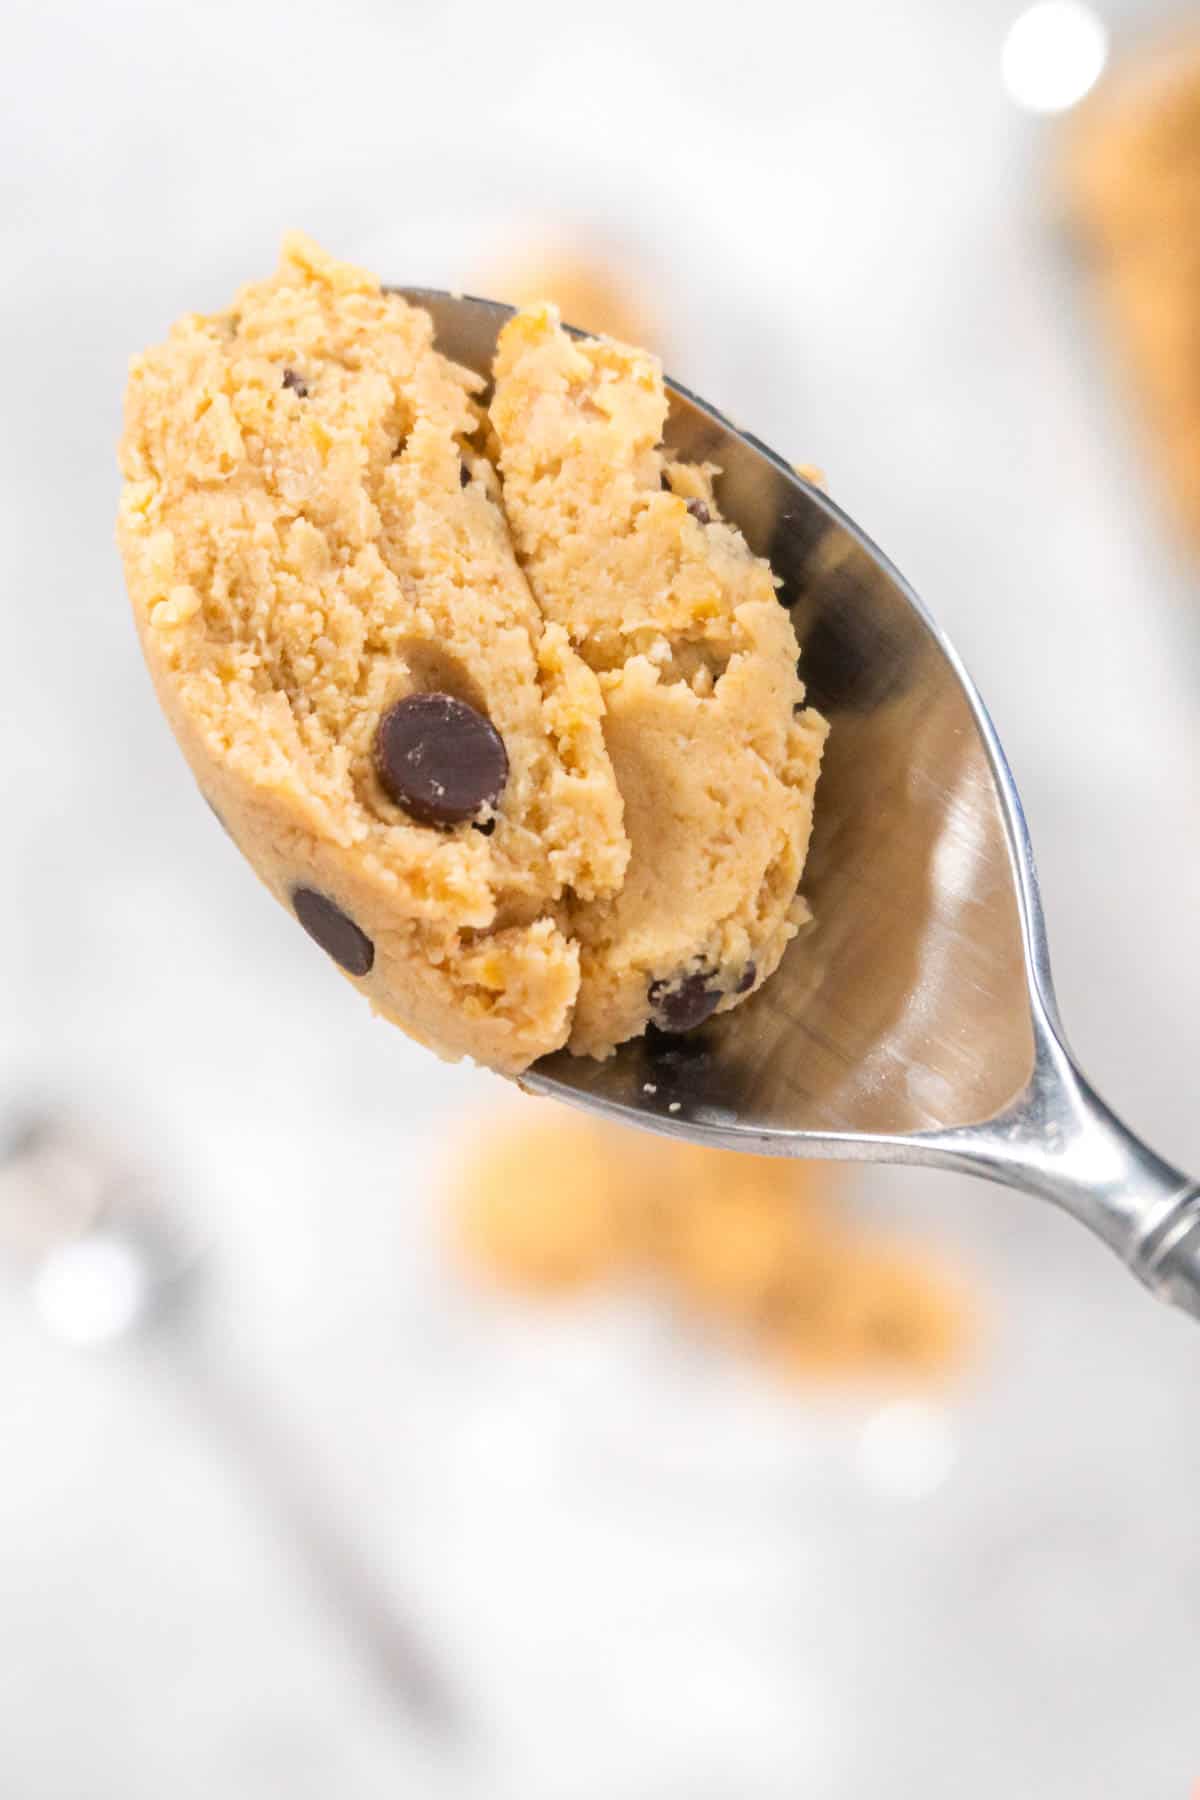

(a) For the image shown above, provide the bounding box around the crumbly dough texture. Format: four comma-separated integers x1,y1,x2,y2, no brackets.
118,235,826,1071
473,242,658,350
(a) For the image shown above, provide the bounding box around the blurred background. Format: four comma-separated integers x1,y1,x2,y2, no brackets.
5,0,1200,1793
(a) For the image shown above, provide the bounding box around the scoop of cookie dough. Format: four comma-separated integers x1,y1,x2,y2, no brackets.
117,234,827,1072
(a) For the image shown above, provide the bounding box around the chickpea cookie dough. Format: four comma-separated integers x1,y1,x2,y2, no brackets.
117,235,827,1072
452,1110,974,1383
1063,38,1200,547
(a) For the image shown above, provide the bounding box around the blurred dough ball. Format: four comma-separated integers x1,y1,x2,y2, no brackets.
453,1109,646,1293
1061,34,1200,549
449,1107,974,1383
757,1242,971,1382
652,1144,834,1321
473,240,660,349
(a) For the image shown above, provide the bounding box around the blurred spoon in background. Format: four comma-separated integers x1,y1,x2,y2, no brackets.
0,1111,462,1737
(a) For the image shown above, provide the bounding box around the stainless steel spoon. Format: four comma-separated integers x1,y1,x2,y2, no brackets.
403,287,1200,1322
0,1111,461,1730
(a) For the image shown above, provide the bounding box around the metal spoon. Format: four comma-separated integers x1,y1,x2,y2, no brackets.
0,1110,461,1731
403,288,1200,1322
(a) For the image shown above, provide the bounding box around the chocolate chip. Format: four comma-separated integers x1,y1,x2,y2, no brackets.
281,368,308,396
734,962,757,995
686,499,712,526
459,461,471,488
473,816,496,837
291,887,374,976
374,692,508,827
647,971,722,1033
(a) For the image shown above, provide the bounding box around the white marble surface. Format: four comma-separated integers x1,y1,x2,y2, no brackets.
3,0,1200,1793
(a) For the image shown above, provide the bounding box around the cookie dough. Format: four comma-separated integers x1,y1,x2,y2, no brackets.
118,235,827,1071
451,1109,974,1383
452,1111,652,1291
473,240,658,349
1063,38,1200,548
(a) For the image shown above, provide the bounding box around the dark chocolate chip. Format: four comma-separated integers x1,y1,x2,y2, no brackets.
473,816,496,837
292,887,374,976
459,461,471,488
686,499,712,526
281,368,308,396
647,971,722,1034
734,962,757,995
374,692,508,827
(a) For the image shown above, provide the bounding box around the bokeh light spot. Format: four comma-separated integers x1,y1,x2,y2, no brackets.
857,1399,956,1501
1002,2,1108,114
33,1234,150,1346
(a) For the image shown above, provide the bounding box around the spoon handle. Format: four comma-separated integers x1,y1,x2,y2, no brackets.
1046,1069,1200,1321
933,1036,1200,1321
1129,1184,1200,1319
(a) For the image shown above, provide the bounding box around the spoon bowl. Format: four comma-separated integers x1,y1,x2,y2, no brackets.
402,287,1200,1321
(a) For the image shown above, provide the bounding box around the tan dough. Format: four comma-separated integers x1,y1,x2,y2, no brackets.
450,1109,975,1383
118,235,826,1072
472,241,658,348
1063,37,1200,548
